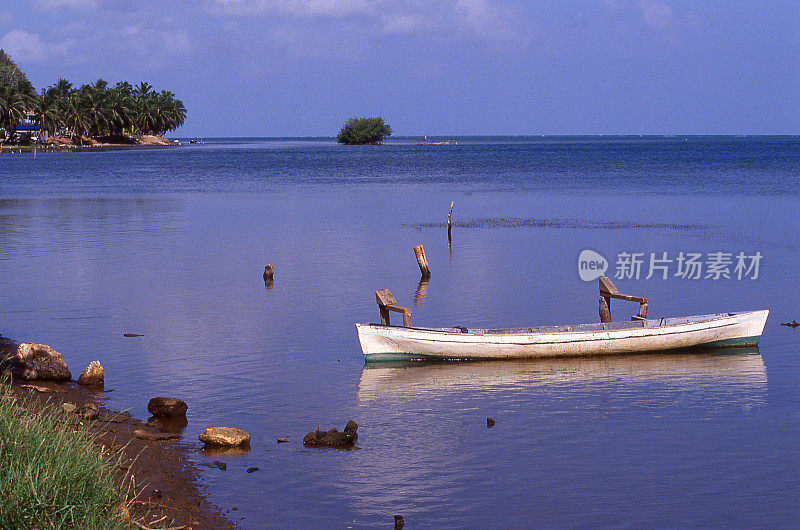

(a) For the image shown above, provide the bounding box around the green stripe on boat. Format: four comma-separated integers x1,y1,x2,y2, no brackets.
703,336,761,347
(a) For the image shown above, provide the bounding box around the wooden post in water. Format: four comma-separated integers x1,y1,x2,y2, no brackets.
414,279,429,306
375,289,412,327
598,276,650,322
263,264,274,288
599,297,612,323
413,245,431,279
447,201,454,242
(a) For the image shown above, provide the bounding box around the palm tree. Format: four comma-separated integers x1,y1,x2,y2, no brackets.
158,91,186,134
92,78,108,93
79,82,114,136
0,85,28,140
107,84,134,136
135,92,158,135
31,77,185,141
33,90,60,138
45,78,74,137
49,78,73,101
133,82,152,98
62,91,89,143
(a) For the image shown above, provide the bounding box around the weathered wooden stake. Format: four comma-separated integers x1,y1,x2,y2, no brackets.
376,289,412,327
413,245,431,279
598,276,650,322
599,297,612,323
447,201,454,241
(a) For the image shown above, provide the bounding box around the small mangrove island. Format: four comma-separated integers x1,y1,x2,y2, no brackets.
337,116,392,145
0,49,186,149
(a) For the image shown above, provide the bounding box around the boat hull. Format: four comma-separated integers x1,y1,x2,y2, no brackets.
356,310,769,361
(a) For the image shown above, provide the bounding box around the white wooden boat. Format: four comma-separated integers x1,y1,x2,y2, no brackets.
357,279,768,362
357,310,768,361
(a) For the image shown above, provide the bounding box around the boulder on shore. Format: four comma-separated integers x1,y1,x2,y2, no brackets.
199,427,250,447
138,135,171,146
15,343,71,381
303,419,358,448
77,360,104,387
147,397,188,417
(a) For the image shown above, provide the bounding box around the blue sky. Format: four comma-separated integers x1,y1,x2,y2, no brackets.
2,1,798,136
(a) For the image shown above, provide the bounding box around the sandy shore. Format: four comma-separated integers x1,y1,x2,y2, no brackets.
0,338,233,529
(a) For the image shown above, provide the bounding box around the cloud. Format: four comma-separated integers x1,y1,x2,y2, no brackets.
32,0,99,10
0,29,76,64
603,0,699,46
209,0,528,50
379,14,428,35
208,0,372,18
639,0,676,30
455,0,520,42
0,30,48,62
118,25,192,56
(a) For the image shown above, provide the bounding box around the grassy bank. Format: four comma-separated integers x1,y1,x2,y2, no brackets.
0,381,131,529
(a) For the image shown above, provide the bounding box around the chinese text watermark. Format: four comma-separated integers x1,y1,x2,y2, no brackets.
579,250,762,281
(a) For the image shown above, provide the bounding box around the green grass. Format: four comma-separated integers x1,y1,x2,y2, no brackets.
0,381,132,529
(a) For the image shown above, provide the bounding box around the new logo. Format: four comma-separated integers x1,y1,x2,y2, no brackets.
578,249,608,281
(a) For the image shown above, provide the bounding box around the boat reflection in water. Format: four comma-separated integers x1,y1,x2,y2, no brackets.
358,348,767,405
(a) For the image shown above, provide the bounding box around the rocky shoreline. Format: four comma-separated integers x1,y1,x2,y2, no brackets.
0,134,178,153
0,336,233,529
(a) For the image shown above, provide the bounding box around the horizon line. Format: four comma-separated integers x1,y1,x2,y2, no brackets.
169,134,800,139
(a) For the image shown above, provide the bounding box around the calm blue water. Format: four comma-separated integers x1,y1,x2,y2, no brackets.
1,137,799,527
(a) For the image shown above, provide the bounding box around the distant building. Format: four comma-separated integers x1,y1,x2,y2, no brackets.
9,110,42,142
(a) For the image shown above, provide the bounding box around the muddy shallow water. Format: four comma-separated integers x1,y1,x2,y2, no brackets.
1,137,799,527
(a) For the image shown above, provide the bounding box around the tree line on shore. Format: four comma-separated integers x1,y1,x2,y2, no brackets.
0,49,186,142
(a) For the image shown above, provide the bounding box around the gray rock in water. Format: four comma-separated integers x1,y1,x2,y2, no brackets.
15,343,71,381
303,419,358,448
77,360,104,387
199,427,251,446
147,397,188,418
